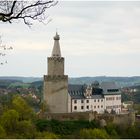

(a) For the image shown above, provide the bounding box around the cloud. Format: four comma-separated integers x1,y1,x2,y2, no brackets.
1,1,140,76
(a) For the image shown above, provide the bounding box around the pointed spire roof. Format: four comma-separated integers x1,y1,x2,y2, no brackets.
51,32,61,57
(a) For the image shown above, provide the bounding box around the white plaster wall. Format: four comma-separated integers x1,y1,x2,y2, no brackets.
68,94,72,113
71,94,121,114
104,94,121,114
71,98,105,114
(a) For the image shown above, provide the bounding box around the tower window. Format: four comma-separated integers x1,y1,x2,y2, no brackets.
81,100,84,103
86,100,89,103
81,106,84,109
74,106,77,110
74,100,77,104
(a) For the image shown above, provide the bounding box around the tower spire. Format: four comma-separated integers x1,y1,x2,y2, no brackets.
51,32,61,57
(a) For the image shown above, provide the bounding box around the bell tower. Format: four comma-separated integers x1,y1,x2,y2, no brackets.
43,32,69,113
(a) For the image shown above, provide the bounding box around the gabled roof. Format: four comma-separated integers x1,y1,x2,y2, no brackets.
68,84,104,99
100,82,121,95
68,84,85,99
68,84,85,93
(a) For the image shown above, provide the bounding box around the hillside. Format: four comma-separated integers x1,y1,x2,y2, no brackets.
69,76,140,87
0,76,42,83
0,76,140,88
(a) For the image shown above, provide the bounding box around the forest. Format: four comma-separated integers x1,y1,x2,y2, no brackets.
0,94,140,139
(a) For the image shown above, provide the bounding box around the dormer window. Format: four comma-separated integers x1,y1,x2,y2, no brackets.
84,85,92,98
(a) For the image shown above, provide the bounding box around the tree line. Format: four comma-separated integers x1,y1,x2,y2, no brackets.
0,94,140,138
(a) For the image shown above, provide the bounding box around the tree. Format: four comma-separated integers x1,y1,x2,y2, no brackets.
0,125,6,138
126,125,140,139
79,128,109,139
0,0,57,26
12,95,36,121
0,108,37,138
0,109,19,133
105,123,119,138
36,131,59,139
16,120,37,139
0,36,12,65
37,100,51,119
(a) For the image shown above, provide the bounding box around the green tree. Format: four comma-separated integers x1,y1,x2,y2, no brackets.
79,128,109,139
24,94,39,110
105,123,119,138
126,125,140,138
12,95,35,120
36,131,59,139
16,120,37,138
37,101,50,118
0,125,6,138
0,109,19,132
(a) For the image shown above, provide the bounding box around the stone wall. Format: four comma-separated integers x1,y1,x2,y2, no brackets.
44,112,91,121
43,75,69,113
48,57,64,76
113,112,135,126
42,111,135,126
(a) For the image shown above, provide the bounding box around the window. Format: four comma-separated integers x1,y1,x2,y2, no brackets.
107,89,119,92
94,106,96,108
98,99,99,102
74,106,77,110
86,100,89,103
101,99,103,102
81,100,84,103
101,105,103,108
87,106,89,109
81,106,84,109
98,105,99,108
74,100,77,104
94,99,96,102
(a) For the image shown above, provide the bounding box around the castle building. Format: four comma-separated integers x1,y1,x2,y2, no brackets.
43,33,121,114
69,82,121,114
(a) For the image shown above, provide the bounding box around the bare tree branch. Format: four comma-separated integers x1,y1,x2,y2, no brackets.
0,36,13,65
0,0,57,26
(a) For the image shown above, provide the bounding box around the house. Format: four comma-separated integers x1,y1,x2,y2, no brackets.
69,81,121,114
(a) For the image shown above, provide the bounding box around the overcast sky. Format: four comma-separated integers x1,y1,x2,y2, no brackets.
0,1,140,77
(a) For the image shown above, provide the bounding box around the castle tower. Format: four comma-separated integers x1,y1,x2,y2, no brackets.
43,33,69,113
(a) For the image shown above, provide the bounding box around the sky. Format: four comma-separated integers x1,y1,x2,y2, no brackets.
0,1,140,77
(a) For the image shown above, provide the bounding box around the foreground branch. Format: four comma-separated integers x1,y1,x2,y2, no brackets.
0,0,57,26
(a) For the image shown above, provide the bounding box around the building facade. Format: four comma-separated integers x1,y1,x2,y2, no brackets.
69,82,121,114
43,33,121,114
